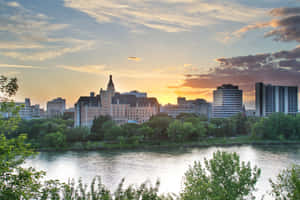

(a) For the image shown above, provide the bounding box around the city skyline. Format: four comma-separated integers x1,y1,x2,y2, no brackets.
0,0,300,108
15,80,299,112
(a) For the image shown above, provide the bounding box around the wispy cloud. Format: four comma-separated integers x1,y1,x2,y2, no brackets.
0,63,43,69
128,57,141,61
0,71,20,76
184,64,192,67
6,1,20,7
0,42,43,50
59,65,111,75
0,0,93,61
227,7,300,43
64,0,265,32
58,64,188,80
1,40,94,61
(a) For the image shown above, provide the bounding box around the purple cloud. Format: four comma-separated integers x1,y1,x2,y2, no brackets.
181,47,300,92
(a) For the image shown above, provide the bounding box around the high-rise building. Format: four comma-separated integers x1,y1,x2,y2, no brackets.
160,97,211,118
74,75,159,127
1,98,45,120
47,97,66,118
255,82,298,116
212,84,243,118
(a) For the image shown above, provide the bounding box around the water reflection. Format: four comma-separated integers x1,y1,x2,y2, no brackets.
23,145,300,200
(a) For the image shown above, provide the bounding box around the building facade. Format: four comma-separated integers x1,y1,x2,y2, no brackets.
255,82,298,116
74,75,159,127
1,98,45,120
160,97,211,118
47,97,66,118
122,90,147,98
212,84,243,118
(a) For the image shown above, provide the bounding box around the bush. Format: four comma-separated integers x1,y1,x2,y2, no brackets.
167,120,195,142
252,113,298,140
43,131,66,148
90,115,112,140
270,165,300,200
146,115,173,140
181,151,261,200
65,127,90,142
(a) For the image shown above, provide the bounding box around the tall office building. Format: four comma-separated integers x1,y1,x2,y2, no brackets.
47,97,66,118
212,84,243,118
255,82,298,116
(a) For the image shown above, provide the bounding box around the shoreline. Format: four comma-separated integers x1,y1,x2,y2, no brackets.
35,138,300,152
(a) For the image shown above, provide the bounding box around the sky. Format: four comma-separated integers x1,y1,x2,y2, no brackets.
0,0,299,109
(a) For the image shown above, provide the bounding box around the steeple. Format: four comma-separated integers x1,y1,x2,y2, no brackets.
107,74,115,92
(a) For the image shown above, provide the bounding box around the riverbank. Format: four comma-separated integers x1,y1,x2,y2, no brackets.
36,136,300,152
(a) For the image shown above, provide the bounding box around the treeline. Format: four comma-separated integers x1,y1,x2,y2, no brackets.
89,113,255,143
11,112,300,149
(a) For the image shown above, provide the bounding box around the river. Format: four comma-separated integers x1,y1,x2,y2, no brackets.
24,145,300,199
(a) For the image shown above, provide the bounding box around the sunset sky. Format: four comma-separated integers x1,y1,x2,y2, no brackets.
0,0,299,109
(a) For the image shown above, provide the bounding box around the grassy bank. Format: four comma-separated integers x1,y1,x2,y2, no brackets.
36,136,300,152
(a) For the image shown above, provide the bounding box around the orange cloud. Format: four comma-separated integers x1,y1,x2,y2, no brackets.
128,57,141,61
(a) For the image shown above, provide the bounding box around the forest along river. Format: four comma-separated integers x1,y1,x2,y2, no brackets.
24,145,300,199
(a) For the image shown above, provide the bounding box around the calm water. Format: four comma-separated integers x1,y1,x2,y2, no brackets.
24,145,300,199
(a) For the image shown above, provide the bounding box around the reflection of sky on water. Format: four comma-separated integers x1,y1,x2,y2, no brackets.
23,145,300,200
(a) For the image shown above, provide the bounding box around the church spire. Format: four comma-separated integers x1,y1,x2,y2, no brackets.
107,74,115,91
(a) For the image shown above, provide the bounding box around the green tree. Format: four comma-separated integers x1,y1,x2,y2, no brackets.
167,120,196,142
137,125,154,141
176,113,198,121
270,165,300,200
252,113,296,140
103,121,122,141
43,131,66,148
232,113,249,135
146,115,173,140
65,127,90,142
90,115,112,140
210,118,235,137
0,75,18,99
181,151,261,200
167,120,184,142
120,123,141,137
0,76,44,199
183,117,207,139
193,121,207,139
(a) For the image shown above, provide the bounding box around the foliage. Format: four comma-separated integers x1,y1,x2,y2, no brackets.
270,165,300,200
15,118,73,148
146,115,173,140
0,75,18,99
120,123,141,137
181,151,261,200
137,125,154,141
43,131,66,148
176,113,198,120
232,113,251,135
167,120,194,142
0,75,44,199
65,127,90,143
252,113,298,140
90,115,112,140
103,121,121,140
0,102,21,135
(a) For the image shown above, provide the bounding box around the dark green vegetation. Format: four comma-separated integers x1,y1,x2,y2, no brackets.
1,75,300,199
11,110,300,151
